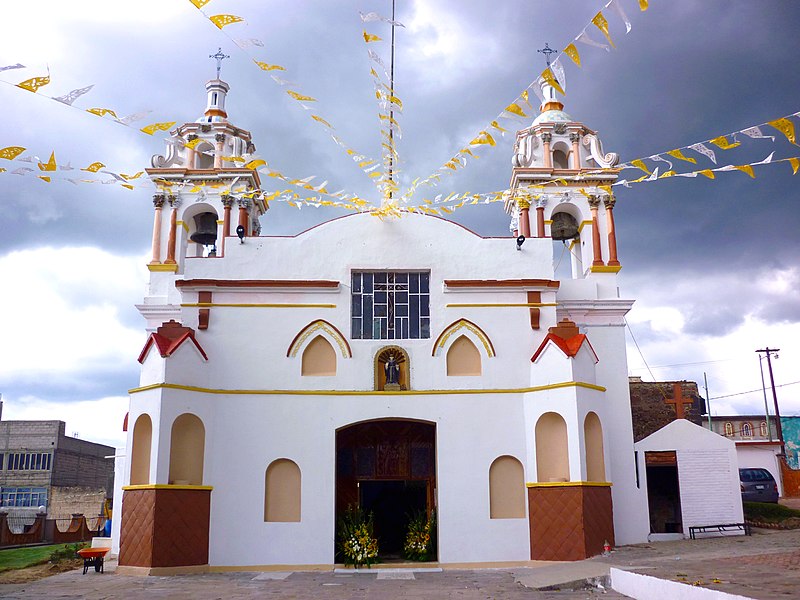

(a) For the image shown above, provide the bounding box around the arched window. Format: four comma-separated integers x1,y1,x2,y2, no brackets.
724,422,733,436
489,456,525,518
742,422,752,438
760,421,768,437
552,148,570,169
584,412,606,482
535,412,570,483
301,335,336,376
168,413,205,485
265,459,301,522
130,414,152,485
446,335,481,376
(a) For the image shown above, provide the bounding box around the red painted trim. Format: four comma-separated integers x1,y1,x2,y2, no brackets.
286,319,352,358
734,441,783,447
444,279,560,289
176,279,339,289
138,331,209,363
123,412,129,432
531,333,598,363
431,319,496,357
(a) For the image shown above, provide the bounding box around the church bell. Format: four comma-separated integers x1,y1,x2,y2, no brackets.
190,212,218,246
550,212,579,241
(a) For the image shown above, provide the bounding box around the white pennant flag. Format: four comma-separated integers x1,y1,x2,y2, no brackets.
644,167,660,181
270,75,295,86
359,11,405,27
52,84,94,106
740,126,775,141
688,142,717,164
0,63,25,72
675,172,699,178
12,167,34,175
753,151,775,165
116,109,152,125
551,59,567,94
531,79,545,103
576,30,610,52
234,38,264,48
649,155,673,169
66,178,81,185
59,161,74,171
609,0,632,33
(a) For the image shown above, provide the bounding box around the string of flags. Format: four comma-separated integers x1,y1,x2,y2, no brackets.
401,0,648,203
185,0,383,192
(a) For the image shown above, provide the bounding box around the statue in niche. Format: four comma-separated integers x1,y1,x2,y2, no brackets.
384,353,401,390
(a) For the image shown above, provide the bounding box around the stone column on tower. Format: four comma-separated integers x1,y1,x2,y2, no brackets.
541,133,553,169
517,199,531,238
221,194,233,255
165,195,179,264
186,134,198,168
569,133,581,169
150,194,165,265
535,198,547,238
214,133,226,168
604,195,620,267
588,195,605,267
238,198,250,237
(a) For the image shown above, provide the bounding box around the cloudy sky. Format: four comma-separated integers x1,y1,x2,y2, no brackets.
2,0,799,448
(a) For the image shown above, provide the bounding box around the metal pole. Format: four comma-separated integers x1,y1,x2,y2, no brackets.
703,372,712,431
757,348,784,453
759,354,774,442
387,0,396,205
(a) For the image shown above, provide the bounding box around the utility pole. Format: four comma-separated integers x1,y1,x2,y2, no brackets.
703,372,712,431
756,348,783,453
758,354,774,442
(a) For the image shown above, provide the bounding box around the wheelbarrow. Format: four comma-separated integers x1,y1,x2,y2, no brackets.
77,547,110,574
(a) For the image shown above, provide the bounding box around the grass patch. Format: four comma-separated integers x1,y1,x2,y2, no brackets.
0,544,67,573
743,502,800,523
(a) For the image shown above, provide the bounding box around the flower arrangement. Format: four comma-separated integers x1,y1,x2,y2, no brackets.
403,509,436,561
338,506,379,568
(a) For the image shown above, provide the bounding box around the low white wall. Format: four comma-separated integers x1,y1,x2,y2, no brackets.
611,568,753,600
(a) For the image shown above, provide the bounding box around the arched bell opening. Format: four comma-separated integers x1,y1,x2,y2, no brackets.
183,203,219,258
551,210,580,280
194,141,214,169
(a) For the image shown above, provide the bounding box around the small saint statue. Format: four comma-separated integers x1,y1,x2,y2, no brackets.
384,353,400,389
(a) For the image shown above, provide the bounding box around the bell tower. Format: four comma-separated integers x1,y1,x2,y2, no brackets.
506,78,621,281
139,62,268,331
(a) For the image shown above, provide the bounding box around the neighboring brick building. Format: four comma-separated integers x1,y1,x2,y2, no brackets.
0,421,114,519
629,377,706,442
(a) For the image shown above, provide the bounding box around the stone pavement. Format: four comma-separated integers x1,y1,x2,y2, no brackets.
3,528,800,599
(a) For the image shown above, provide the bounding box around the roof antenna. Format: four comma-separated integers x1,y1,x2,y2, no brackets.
209,47,230,79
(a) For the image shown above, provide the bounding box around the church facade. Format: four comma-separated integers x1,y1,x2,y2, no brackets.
113,75,651,573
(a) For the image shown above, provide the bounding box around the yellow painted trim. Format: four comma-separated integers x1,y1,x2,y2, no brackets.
182,303,336,308
544,219,553,225
129,380,605,396
216,220,224,225
147,263,179,272
287,320,352,358
526,481,612,488
445,303,558,308
576,220,593,234
122,484,213,491
176,220,190,233
589,265,622,273
569,239,579,251
433,319,495,358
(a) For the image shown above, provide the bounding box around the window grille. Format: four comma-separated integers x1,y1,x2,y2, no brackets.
5,452,52,471
351,272,430,340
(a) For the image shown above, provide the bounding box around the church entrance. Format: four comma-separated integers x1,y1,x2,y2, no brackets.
336,420,436,561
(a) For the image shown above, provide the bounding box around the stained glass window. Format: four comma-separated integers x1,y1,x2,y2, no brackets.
351,271,430,339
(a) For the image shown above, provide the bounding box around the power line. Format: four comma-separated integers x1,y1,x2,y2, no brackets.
710,380,800,401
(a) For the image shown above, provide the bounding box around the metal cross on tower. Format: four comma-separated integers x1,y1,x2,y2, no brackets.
210,47,230,79
537,42,556,67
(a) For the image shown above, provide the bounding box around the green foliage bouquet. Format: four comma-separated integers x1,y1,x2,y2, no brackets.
338,506,379,568
403,509,436,561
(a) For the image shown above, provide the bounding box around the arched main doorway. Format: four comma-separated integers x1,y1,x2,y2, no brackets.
336,419,436,559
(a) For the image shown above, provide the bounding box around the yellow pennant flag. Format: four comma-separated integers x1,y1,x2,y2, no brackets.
541,67,565,95
631,159,650,173
698,169,716,179
86,107,118,118
82,161,105,172
666,149,697,164
184,138,202,149
0,146,25,160
121,183,135,190
564,43,581,67
789,157,799,175
460,147,479,158
504,103,527,118
121,171,144,180
0,168,5,173
37,152,56,171
141,121,176,135
490,120,508,133
286,90,316,102
16,75,50,93
639,0,649,10
592,12,616,48
221,156,245,163
312,115,334,128
363,30,382,43
254,61,285,72
469,131,496,147
659,170,676,178
767,118,797,145
209,14,244,29
244,159,266,170
709,135,740,150
734,164,755,178
189,0,211,8
38,176,51,183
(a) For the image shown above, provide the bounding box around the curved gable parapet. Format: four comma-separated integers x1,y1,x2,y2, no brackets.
432,319,496,358
287,319,352,358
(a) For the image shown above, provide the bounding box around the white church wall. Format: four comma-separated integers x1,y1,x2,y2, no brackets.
139,348,166,386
